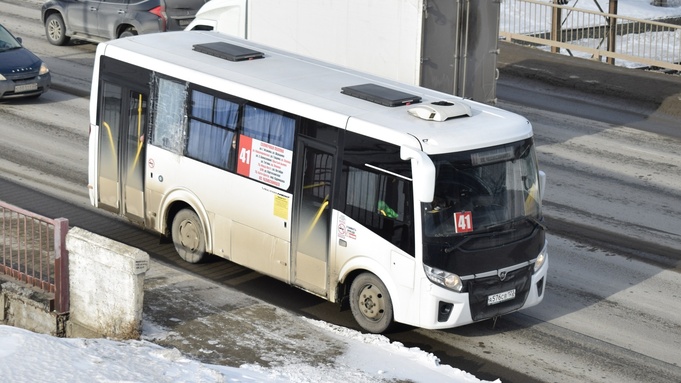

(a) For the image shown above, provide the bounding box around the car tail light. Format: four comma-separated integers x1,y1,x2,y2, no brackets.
148,6,167,31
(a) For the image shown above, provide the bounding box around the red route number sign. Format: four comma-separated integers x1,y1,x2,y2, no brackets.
236,135,253,176
454,211,473,233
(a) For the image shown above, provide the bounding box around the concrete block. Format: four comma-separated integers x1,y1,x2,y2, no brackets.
66,227,150,340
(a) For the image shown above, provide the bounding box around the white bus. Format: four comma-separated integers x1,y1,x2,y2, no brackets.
88,31,548,333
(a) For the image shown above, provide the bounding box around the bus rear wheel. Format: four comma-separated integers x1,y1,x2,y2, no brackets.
349,272,394,333
171,209,206,263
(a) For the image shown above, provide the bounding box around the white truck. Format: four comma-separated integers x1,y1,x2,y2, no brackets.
186,0,500,104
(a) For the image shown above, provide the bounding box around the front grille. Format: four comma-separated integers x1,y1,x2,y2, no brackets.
467,265,532,321
7,73,39,82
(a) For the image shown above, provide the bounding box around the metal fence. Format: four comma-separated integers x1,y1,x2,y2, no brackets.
500,0,681,72
0,200,69,314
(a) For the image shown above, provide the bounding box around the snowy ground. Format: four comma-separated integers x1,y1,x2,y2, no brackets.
501,0,681,68
0,323,492,383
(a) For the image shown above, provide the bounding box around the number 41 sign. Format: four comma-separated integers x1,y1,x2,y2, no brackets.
454,211,473,233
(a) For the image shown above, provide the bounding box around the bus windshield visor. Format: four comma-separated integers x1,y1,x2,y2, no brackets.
423,138,541,238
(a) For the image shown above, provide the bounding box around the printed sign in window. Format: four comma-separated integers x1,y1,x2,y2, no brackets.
237,135,293,190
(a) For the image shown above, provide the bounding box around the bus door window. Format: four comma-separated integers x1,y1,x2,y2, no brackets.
96,80,148,222
123,91,148,220
97,81,123,211
294,141,335,294
298,148,333,256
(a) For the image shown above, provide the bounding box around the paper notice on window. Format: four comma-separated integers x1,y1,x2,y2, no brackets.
237,135,293,190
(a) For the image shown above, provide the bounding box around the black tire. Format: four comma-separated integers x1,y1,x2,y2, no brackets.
45,13,70,46
349,272,394,333
171,209,206,263
119,28,138,39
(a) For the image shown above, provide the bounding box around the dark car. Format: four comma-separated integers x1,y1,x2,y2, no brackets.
41,0,208,46
0,23,51,100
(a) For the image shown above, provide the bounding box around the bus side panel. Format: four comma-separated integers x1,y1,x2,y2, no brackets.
232,222,290,282
213,171,291,283
88,48,104,208
146,145,292,281
294,251,327,293
211,213,232,259
88,123,100,208
333,213,421,327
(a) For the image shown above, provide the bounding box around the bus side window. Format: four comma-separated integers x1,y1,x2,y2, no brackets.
151,77,186,154
242,104,295,150
343,165,414,255
186,90,239,170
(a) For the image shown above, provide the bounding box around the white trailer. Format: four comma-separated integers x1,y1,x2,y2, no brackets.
186,0,500,103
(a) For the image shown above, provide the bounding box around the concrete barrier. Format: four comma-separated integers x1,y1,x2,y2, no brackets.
65,227,150,340
0,279,64,336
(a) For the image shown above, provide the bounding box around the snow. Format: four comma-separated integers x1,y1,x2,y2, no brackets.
501,0,681,68
0,322,493,383
534,0,681,19
1,1,680,382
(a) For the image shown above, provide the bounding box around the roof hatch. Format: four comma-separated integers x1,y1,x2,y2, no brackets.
193,42,264,62
341,83,421,107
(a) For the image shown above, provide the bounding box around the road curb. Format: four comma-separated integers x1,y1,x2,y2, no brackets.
52,80,90,99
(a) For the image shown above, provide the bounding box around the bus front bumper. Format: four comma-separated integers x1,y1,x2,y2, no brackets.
416,257,548,330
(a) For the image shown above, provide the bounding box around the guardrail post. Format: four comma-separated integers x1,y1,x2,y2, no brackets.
551,1,563,54
53,218,69,314
607,0,618,65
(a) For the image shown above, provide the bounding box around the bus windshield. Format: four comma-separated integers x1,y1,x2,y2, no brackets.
423,138,541,238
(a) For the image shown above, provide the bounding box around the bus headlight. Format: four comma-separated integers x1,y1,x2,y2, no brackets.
424,265,463,292
534,243,548,272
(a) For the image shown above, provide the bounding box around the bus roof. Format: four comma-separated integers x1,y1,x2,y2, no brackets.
96,31,533,155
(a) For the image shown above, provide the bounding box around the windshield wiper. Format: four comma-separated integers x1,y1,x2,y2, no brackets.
439,215,545,254
0,46,21,52
526,215,547,230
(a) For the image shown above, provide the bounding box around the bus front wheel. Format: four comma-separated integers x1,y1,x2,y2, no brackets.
349,273,394,333
171,209,206,263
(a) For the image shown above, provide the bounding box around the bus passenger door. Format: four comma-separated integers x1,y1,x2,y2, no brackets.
293,140,335,295
96,81,147,225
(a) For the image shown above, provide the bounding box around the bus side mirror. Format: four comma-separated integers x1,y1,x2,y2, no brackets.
539,170,546,201
400,146,435,202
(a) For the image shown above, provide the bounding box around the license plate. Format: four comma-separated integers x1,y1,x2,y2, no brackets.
487,289,516,305
15,83,38,93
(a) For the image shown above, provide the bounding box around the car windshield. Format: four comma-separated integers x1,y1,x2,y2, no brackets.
0,25,22,52
422,138,541,238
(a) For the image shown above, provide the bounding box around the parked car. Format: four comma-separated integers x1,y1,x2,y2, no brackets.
41,0,208,46
0,23,51,100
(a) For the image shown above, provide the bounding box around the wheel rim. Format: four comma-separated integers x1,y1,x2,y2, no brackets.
178,219,200,252
48,20,62,41
357,283,386,322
